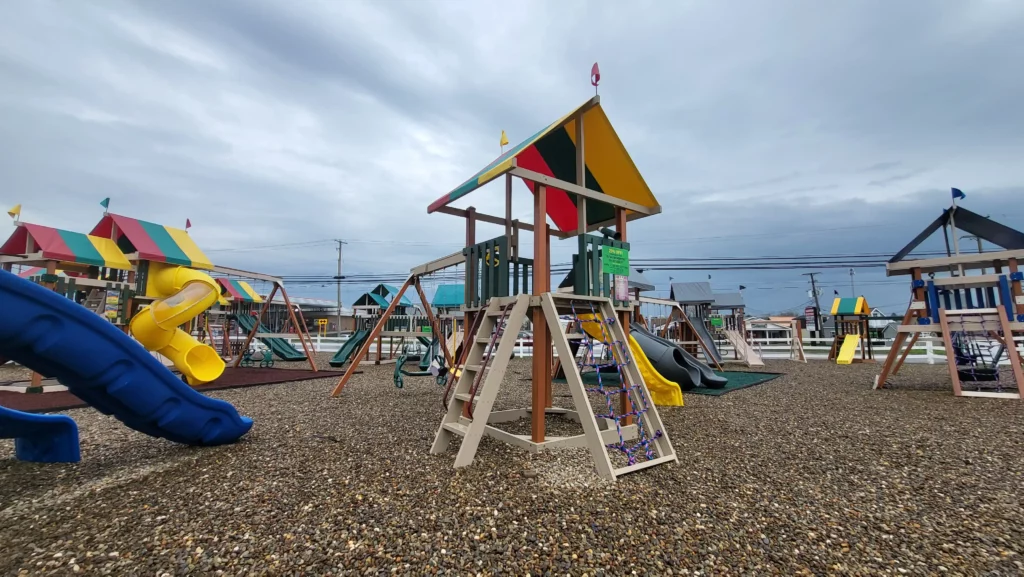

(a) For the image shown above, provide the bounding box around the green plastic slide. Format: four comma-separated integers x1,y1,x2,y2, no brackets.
330,329,370,367
231,314,307,361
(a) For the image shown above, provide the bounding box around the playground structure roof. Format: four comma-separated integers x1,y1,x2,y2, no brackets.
428,96,661,234
831,297,870,316
710,292,745,310
890,207,1024,264
217,278,264,303
0,223,132,270
432,284,465,308
90,213,213,270
670,282,715,304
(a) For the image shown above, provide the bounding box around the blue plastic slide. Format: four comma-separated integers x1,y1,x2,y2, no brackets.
0,269,253,447
0,405,80,462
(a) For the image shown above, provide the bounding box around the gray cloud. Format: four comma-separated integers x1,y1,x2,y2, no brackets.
1,0,1023,314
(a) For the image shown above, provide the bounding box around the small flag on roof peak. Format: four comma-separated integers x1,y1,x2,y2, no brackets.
499,130,509,151
185,218,192,230
951,187,966,201
591,62,600,95
100,197,110,210
7,204,21,220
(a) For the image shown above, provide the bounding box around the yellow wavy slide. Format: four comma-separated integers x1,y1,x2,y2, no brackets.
576,314,684,407
129,262,225,385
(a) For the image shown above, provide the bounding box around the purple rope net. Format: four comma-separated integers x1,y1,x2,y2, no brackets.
570,301,662,465
950,313,1005,390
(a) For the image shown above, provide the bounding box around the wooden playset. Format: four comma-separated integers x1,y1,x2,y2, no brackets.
0,208,316,390
875,203,1024,399
330,95,677,480
828,297,874,364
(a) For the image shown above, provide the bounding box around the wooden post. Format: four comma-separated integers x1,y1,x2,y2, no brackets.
504,174,513,247
615,208,632,424
278,284,317,372
1009,258,1023,316
331,275,415,396
938,309,963,396
532,184,550,443
28,260,59,391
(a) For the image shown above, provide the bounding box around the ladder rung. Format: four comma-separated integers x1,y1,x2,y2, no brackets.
442,422,470,436
486,310,507,317
464,364,484,373
453,393,478,403
565,333,586,340
612,454,676,477
476,336,496,344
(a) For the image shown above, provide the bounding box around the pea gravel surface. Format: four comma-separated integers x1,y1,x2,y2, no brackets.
1,354,1023,575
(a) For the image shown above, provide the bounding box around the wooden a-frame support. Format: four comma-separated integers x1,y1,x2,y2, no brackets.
430,293,677,481
330,274,452,397
231,282,318,372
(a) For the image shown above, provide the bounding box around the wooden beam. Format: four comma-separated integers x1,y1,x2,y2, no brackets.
409,250,466,276
331,275,414,396
211,265,283,284
886,249,1024,275
434,206,535,232
616,208,632,425
509,166,660,216
532,185,550,443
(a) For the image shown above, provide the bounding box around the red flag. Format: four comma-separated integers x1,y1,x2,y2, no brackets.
591,62,600,87
185,218,192,230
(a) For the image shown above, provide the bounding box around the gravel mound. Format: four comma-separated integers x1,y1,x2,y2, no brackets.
2,354,1023,575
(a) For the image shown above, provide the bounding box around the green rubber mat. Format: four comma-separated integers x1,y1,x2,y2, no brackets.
687,371,783,396
554,371,782,396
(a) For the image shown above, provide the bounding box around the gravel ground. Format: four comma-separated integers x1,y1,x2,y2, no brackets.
2,354,1023,575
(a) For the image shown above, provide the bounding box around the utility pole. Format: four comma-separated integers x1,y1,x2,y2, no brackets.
803,272,822,335
335,239,347,336
849,268,856,297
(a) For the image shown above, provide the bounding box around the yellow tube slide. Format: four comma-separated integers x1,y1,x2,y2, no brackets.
129,263,225,385
575,314,683,407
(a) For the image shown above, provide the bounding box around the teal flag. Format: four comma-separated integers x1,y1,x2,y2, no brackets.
99,197,110,209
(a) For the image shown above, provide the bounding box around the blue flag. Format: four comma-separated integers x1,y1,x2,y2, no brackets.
951,187,966,200
99,197,110,209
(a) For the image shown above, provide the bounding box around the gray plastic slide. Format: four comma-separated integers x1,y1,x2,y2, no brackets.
686,315,723,365
631,323,728,390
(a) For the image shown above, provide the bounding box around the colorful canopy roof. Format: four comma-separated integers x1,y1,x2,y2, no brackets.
428,98,660,233
217,278,264,303
353,292,391,308
831,297,870,316
0,223,132,270
90,213,213,270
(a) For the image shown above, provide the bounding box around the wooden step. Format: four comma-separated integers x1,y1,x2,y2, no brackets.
442,422,470,437
453,393,478,403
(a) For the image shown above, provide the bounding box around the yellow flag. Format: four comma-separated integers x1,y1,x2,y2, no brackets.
499,130,509,147
7,204,20,219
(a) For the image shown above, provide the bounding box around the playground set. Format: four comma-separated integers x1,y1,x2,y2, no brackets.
875,203,1024,399
0,207,319,462
329,94,700,480
667,282,764,367
828,297,875,365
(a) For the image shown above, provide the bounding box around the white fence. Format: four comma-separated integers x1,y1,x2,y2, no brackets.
281,334,1024,365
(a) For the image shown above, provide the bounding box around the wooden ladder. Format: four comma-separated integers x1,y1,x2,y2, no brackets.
431,294,531,467
83,289,107,315
545,293,677,479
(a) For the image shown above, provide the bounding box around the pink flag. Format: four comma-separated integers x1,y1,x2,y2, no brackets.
185,218,192,230
591,62,601,87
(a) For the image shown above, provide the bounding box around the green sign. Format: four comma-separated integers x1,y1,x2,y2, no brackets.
421,326,432,333
602,247,630,276
709,317,724,328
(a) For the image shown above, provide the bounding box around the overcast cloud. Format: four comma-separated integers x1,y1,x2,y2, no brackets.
2,0,1023,315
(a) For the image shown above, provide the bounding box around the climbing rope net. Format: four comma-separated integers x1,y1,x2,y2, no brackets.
570,301,662,465
948,313,1006,390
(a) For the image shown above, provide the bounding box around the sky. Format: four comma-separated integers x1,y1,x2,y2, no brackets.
2,0,1023,316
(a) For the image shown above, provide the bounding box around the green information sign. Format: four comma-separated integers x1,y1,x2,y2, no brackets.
602,247,630,276
709,317,724,328
421,326,432,333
